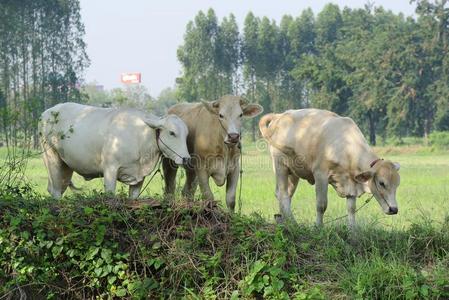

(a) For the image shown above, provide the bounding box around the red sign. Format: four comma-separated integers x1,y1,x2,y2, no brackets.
121,73,141,84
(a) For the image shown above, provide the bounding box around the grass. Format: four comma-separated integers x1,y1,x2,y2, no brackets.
0,193,448,298
5,141,449,229
0,142,449,298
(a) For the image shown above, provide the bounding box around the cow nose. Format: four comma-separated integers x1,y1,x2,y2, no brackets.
182,157,190,166
227,133,240,142
388,207,398,214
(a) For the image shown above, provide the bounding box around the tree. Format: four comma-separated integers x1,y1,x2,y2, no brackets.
178,2,449,144
0,0,89,147
177,9,240,102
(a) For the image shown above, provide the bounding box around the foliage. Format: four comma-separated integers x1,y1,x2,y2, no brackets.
177,9,240,102
429,131,449,148
177,2,449,143
0,191,448,298
82,82,154,109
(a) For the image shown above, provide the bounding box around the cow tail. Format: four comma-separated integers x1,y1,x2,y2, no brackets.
259,113,295,156
69,181,82,192
259,113,275,139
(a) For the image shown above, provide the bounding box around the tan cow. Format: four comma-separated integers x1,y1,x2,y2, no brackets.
259,109,400,227
163,95,263,211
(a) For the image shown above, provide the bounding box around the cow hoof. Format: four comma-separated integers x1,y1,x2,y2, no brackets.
274,214,284,224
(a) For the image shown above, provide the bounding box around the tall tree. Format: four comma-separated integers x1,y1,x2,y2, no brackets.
177,9,240,102
0,0,89,147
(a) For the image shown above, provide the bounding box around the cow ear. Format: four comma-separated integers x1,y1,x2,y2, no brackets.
355,170,374,183
242,104,263,118
201,99,219,115
393,162,400,171
144,117,164,129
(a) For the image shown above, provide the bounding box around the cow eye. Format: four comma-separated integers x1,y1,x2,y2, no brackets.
379,181,386,188
169,131,176,137
219,114,224,119
239,113,243,118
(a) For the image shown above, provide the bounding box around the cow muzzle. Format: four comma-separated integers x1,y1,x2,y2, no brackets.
386,206,398,215
225,133,240,145
174,156,190,166
182,157,191,166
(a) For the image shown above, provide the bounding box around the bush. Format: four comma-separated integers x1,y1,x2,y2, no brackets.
429,131,449,148
0,193,448,298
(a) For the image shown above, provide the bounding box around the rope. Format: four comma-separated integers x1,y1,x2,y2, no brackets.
237,142,243,215
324,194,374,224
214,113,244,214
137,155,162,198
155,129,185,160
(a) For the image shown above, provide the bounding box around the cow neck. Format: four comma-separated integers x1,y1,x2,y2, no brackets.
153,128,163,158
358,147,379,172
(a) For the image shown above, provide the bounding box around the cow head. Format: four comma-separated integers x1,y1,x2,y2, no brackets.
355,160,401,215
201,95,263,145
145,115,190,165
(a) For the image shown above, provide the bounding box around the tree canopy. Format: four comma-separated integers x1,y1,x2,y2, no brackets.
176,1,449,144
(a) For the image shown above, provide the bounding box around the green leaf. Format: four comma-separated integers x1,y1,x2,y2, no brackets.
52,245,63,258
115,288,127,297
10,216,22,227
101,248,112,263
108,276,117,285
86,247,99,260
84,207,94,215
94,267,102,277
66,249,76,258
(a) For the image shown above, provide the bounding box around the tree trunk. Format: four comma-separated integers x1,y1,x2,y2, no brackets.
251,74,256,141
423,118,430,146
368,111,376,146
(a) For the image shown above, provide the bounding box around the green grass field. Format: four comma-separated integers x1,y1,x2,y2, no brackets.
1,144,449,298
8,141,449,228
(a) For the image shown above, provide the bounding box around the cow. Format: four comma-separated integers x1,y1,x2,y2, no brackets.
39,102,190,199
259,109,401,227
162,95,263,211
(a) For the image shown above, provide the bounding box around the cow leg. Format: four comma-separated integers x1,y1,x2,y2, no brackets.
129,180,144,200
182,167,197,199
103,167,118,195
162,157,177,196
225,166,240,212
314,172,328,226
42,147,72,199
288,173,299,198
346,196,357,228
274,160,294,221
197,168,214,200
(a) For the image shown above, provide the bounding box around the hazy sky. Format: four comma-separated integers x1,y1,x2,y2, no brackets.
79,0,416,96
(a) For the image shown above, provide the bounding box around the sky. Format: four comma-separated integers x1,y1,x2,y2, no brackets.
79,0,417,97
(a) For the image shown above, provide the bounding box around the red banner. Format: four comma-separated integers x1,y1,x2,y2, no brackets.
121,73,141,84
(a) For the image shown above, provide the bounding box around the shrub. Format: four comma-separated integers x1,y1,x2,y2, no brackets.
0,193,448,298
340,256,425,299
429,131,449,148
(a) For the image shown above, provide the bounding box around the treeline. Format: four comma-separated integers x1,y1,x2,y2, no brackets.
176,1,449,144
82,83,178,117
0,0,89,147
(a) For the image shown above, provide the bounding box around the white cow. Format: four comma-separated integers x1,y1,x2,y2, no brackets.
39,102,190,199
259,109,401,227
